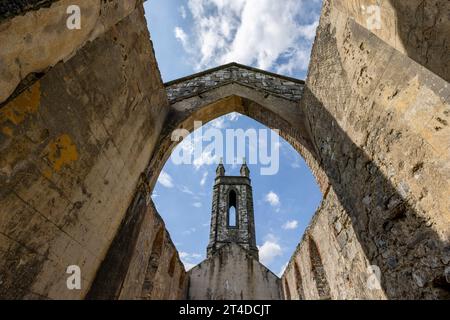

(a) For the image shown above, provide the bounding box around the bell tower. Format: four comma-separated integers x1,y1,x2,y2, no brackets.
207,159,259,260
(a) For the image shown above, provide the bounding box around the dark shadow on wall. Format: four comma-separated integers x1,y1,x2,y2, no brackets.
90,83,449,299
85,192,148,299
141,225,165,298
308,236,331,299
0,0,58,23
89,81,449,299
301,85,450,299
87,0,450,297
293,260,305,300
387,0,449,82
88,85,449,299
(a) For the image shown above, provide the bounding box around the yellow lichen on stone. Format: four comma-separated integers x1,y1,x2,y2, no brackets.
0,82,41,127
2,126,13,137
43,134,79,176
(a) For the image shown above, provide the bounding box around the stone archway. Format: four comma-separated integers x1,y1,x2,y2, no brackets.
90,53,449,300
0,0,448,300
86,62,331,299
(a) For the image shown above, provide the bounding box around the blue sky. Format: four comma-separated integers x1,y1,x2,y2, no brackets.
144,0,323,82
144,0,323,275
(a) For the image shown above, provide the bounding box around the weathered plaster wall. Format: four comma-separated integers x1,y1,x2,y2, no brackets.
0,3,172,299
283,0,450,299
188,243,281,300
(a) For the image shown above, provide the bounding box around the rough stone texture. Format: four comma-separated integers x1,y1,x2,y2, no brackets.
333,0,450,82
146,82,324,194
0,0,56,22
282,0,450,299
188,243,281,300
282,188,386,300
166,63,304,104
86,196,187,300
207,164,258,259
0,0,139,105
0,4,170,299
191,162,277,299
0,0,449,300
125,200,187,300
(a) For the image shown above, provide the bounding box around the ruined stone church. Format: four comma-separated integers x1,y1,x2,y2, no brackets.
188,160,281,300
0,0,449,300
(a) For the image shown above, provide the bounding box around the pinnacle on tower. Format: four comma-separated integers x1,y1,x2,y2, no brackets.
216,157,225,177
207,159,258,260
240,157,250,177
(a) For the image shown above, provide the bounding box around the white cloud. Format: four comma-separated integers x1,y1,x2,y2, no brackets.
179,251,203,270
226,112,241,122
291,159,301,168
258,234,283,266
174,26,189,48
183,262,197,271
282,220,299,230
151,191,159,198
192,202,202,208
193,150,218,169
210,117,226,129
182,227,197,235
158,171,174,188
177,0,320,75
179,251,202,259
179,252,189,259
200,171,208,186
179,5,187,19
265,191,280,207
179,185,194,195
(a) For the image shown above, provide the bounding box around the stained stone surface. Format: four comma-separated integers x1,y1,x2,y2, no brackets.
0,0,448,300
0,0,57,21
166,63,304,104
281,0,449,300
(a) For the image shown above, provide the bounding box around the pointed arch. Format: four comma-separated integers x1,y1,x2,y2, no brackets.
141,226,165,298
284,278,291,300
227,189,238,228
293,260,305,300
308,236,331,300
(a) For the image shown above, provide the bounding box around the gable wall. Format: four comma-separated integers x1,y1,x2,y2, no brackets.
188,243,281,300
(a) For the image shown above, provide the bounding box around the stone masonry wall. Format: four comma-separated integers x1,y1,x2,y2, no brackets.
86,193,188,300
0,1,58,22
333,0,450,82
1,0,449,300
0,0,140,105
207,175,258,259
282,187,386,299
166,63,304,104
0,3,173,299
283,0,449,299
189,243,281,300
119,200,187,300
